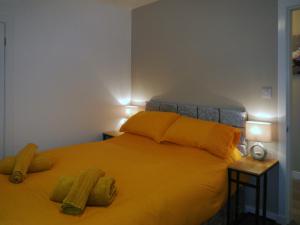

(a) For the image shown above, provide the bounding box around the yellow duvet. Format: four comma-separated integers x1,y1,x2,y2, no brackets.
0,133,237,225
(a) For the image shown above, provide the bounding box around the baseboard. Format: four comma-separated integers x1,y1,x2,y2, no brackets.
276,214,289,225
293,170,300,180
244,205,281,223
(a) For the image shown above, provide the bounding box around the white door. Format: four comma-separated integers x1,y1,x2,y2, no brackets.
0,23,5,159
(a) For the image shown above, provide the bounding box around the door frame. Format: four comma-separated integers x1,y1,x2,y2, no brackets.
278,0,300,224
0,21,5,159
0,12,13,157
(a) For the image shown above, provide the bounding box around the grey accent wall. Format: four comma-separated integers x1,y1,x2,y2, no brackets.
132,0,278,122
132,0,278,214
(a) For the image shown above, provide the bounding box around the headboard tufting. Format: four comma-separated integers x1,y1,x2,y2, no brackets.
197,107,219,122
177,104,197,118
145,100,247,128
145,101,160,111
220,109,247,128
159,102,178,113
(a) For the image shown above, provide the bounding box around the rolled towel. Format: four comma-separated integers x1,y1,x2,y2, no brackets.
61,168,103,215
27,155,53,173
9,143,38,184
0,155,53,175
0,156,15,175
50,176,76,203
50,176,117,206
88,176,117,206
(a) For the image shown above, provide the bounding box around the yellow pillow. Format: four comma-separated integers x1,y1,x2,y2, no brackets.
162,116,241,158
225,147,242,164
120,111,180,143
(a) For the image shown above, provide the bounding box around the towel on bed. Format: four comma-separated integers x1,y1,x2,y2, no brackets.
9,144,38,184
88,176,117,206
61,168,103,215
51,175,117,206
0,155,53,175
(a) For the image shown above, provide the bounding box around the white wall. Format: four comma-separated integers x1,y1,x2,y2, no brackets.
0,0,131,155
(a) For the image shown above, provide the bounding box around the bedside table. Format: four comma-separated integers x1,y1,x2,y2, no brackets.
227,157,279,225
102,131,124,140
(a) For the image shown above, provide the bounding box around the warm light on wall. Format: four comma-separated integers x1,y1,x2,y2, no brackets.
118,97,131,106
117,117,128,129
131,98,147,106
115,98,146,130
124,105,140,118
252,112,274,120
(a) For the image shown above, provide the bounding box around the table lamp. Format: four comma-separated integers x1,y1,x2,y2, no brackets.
124,105,140,118
245,121,272,161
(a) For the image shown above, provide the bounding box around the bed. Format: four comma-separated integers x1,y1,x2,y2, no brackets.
0,101,247,225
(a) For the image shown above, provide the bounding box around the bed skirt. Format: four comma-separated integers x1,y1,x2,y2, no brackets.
202,188,245,225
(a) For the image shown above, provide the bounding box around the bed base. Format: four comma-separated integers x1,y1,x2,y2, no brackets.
202,188,245,225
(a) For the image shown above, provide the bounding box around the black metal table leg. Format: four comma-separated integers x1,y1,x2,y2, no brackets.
256,176,261,225
263,173,268,225
235,171,240,221
227,169,232,225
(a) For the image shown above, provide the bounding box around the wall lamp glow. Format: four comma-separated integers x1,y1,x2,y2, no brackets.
124,105,140,118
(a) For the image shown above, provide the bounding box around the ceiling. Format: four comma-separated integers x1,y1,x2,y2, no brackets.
0,0,160,9
100,0,160,9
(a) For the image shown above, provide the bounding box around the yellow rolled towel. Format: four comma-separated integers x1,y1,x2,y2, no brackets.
9,143,38,184
27,155,53,173
51,176,117,206
88,176,117,206
61,168,104,215
50,176,76,203
0,155,53,175
0,156,15,175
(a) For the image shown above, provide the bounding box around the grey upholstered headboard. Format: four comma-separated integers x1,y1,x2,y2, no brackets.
145,100,247,128
145,100,248,153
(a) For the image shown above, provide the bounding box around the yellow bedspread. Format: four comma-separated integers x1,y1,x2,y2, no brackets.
0,133,236,225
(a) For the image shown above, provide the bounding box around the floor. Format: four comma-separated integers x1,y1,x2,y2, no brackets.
237,213,279,225
234,181,300,225
292,180,300,225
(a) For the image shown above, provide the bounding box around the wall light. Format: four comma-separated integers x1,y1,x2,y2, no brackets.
253,112,274,120
118,98,131,106
117,117,128,129
124,105,140,118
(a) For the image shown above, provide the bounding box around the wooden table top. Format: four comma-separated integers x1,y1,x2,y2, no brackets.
228,157,279,176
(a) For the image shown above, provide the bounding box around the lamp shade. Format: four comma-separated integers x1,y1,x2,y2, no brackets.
124,105,139,118
245,121,272,142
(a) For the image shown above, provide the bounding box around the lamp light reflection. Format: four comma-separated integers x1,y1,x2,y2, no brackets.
246,121,272,142
117,117,128,129
117,98,131,106
251,112,275,121
125,105,139,118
